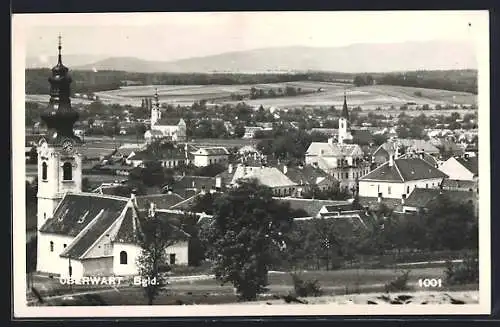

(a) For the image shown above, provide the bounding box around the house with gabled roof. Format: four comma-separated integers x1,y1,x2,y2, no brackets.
191,147,230,167
230,165,298,197
37,192,193,279
358,153,448,202
439,155,478,181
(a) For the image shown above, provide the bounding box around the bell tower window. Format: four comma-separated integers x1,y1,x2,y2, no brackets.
42,162,48,180
63,162,72,180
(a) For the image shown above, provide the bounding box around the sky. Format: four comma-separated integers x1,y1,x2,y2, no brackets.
16,11,487,62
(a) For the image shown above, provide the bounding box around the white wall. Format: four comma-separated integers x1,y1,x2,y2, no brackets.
359,178,444,199
193,155,228,167
439,157,475,181
36,232,76,277
112,241,189,276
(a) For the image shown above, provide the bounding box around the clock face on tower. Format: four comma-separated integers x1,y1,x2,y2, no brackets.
61,138,75,154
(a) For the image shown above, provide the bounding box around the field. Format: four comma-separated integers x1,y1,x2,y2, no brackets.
92,81,477,110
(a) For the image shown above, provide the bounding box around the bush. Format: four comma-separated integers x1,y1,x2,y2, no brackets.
445,255,479,285
291,273,322,297
384,270,411,292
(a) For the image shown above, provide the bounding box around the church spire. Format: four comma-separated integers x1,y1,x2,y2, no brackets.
40,35,81,144
341,89,349,121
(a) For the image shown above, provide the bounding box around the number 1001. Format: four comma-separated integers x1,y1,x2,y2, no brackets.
418,278,442,288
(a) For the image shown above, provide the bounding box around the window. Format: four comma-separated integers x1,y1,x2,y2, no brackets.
63,244,67,248
120,251,128,264
170,253,176,265
426,184,428,189
77,211,89,224
388,186,392,195
63,162,72,180
377,185,380,193
42,162,48,180
44,213,46,220
209,159,213,165
407,186,410,193
50,241,54,252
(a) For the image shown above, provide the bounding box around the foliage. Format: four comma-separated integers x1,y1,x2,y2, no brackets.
384,270,411,292
204,179,294,301
291,273,323,297
445,254,479,285
136,211,181,305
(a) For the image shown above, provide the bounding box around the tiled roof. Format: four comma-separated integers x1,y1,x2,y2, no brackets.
129,147,187,161
360,158,447,182
39,193,128,236
135,193,185,210
351,129,374,145
399,152,438,167
60,204,127,259
274,197,352,217
114,208,190,244
272,164,330,185
306,142,364,157
455,156,479,176
231,166,297,188
404,188,476,208
174,176,217,191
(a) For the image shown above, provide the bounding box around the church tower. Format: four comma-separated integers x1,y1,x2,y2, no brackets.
338,90,352,144
37,35,82,232
150,88,161,126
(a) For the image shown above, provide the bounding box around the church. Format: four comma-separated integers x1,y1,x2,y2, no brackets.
35,38,190,280
143,89,187,143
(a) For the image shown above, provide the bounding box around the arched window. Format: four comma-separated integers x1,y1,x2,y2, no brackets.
63,162,72,181
50,241,54,252
42,162,48,180
120,251,128,264
407,186,410,194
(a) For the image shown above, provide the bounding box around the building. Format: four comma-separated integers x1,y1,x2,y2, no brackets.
229,165,298,197
191,147,230,167
439,155,478,181
274,163,339,197
358,151,448,201
127,143,192,168
144,89,187,143
401,188,477,214
35,40,191,279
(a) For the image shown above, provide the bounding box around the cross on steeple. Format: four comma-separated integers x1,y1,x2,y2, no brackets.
58,34,62,64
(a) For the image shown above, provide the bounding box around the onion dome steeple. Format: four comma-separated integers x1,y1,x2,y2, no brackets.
41,35,81,144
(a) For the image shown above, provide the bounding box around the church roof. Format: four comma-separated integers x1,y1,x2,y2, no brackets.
40,193,129,236
156,118,185,126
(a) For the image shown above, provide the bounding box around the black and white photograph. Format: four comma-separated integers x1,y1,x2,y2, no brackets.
12,11,490,317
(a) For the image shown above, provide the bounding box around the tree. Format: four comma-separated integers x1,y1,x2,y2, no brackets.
234,124,246,138
136,209,182,305
205,179,294,301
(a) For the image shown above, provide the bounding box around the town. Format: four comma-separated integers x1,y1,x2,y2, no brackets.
24,36,479,307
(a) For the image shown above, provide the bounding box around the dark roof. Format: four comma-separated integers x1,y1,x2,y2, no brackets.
173,175,217,191
60,203,126,259
455,156,479,176
399,152,438,167
156,118,184,126
129,148,188,161
351,129,374,145
274,164,330,185
114,209,190,244
404,188,476,208
135,193,185,210
40,193,128,236
360,158,447,182
170,193,205,211
274,197,352,217
442,179,478,190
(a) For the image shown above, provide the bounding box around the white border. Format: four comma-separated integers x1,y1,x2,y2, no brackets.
12,11,491,318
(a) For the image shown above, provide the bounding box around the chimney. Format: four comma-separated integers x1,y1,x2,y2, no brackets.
328,137,335,145
401,194,406,205
395,146,400,159
130,189,138,207
200,186,206,195
216,176,222,188
420,152,425,160
389,154,394,167
377,192,382,203
228,163,233,174
283,165,288,174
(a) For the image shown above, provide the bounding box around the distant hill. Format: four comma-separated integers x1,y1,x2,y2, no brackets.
61,40,477,74
26,54,107,69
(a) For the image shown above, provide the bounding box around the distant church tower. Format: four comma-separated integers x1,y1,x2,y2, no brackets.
338,90,351,144
37,35,82,233
150,88,161,126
